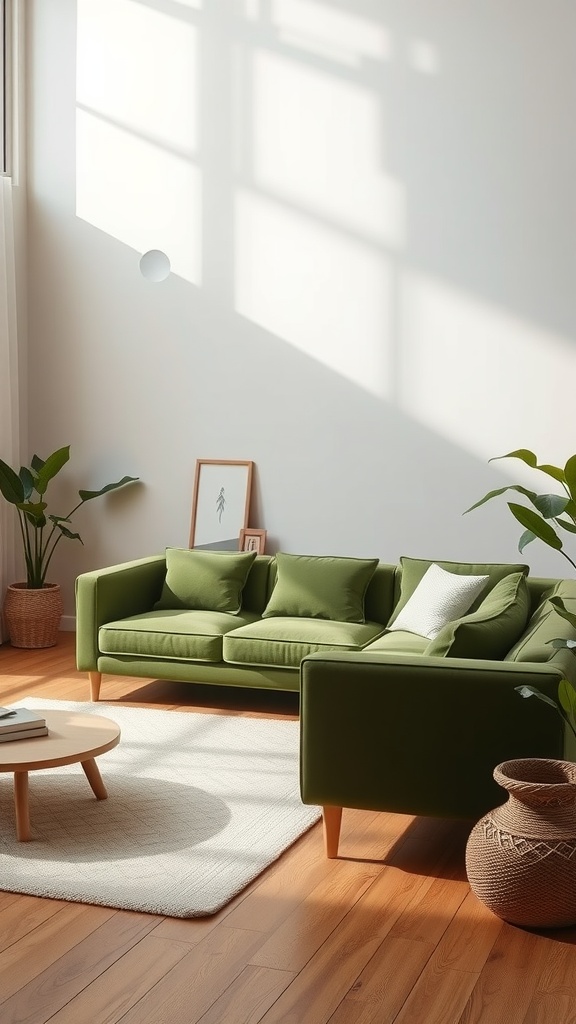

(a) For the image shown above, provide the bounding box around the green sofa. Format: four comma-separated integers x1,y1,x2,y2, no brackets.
76,550,576,851
299,572,576,856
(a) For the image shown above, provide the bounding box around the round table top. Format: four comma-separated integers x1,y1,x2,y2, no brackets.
0,710,121,772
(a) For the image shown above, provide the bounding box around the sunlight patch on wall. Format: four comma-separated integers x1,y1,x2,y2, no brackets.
251,50,406,249
398,270,576,469
77,0,197,153
235,189,392,395
271,0,392,67
76,111,201,285
76,0,201,284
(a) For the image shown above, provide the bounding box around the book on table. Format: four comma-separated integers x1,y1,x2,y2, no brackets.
0,726,49,742
0,708,48,740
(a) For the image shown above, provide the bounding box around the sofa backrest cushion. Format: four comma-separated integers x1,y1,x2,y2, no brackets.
389,556,530,627
262,552,379,623
241,554,276,613
364,562,397,626
154,547,258,614
506,579,576,669
424,571,530,659
387,563,490,640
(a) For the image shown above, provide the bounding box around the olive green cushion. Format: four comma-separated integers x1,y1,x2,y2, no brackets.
389,556,530,626
154,548,257,614
262,552,379,623
224,617,384,669
100,608,261,662
425,571,530,660
363,630,430,656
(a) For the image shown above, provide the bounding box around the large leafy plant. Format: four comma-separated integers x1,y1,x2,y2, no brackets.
465,448,576,738
0,446,138,588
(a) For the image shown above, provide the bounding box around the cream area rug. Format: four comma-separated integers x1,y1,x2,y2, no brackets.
0,699,320,918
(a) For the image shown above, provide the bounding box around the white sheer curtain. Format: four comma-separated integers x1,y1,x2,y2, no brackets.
0,174,21,640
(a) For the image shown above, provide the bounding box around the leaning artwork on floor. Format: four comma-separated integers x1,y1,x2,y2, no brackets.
190,459,253,550
0,700,321,918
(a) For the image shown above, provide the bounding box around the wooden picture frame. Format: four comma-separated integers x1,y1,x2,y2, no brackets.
189,460,254,550
239,528,267,555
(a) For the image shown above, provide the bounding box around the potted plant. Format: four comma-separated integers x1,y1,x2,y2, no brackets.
0,445,138,648
465,448,576,731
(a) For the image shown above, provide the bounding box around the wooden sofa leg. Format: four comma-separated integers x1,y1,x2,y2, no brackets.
323,806,343,859
89,671,102,702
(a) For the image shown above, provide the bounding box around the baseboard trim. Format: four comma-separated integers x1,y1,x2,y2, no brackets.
60,616,76,632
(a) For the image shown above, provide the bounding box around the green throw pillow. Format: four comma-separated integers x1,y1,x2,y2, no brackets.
154,548,258,614
262,552,379,623
425,571,531,659
389,556,530,626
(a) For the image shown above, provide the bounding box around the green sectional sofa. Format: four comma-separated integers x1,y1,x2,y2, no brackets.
76,549,576,839
299,570,576,853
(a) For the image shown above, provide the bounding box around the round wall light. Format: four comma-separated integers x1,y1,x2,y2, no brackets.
139,249,171,282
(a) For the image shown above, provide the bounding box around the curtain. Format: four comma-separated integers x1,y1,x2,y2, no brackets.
0,174,21,639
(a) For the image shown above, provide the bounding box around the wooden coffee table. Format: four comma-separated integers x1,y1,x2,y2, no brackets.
0,709,120,841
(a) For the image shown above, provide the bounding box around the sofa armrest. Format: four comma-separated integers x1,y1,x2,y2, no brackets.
299,651,571,820
75,555,167,671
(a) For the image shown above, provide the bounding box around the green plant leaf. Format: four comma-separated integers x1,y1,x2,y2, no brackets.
491,450,566,484
78,475,139,502
0,460,25,504
537,464,567,483
56,524,82,542
19,467,35,500
515,684,559,710
491,450,539,467
465,484,549,515
564,455,576,504
558,679,576,722
555,518,576,535
548,638,576,651
17,500,47,519
34,446,70,496
507,503,563,550
549,597,576,629
533,494,570,518
518,529,536,552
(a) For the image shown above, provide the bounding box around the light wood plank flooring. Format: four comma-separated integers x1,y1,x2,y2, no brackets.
1,634,575,1023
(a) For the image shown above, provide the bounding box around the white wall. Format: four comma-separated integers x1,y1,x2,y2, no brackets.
25,0,576,617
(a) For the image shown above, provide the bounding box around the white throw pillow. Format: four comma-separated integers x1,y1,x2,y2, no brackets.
388,564,489,640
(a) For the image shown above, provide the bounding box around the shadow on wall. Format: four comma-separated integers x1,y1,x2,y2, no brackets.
74,0,576,459
28,0,576,607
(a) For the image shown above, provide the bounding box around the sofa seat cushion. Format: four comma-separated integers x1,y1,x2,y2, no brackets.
99,609,261,663
223,617,385,669
362,631,430,656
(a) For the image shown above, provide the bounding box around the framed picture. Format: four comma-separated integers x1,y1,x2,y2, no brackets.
239,528,267,555
190,460,254,550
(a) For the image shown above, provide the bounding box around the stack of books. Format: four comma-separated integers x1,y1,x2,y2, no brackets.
0,708,48,742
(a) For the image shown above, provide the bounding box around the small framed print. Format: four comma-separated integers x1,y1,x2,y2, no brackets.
239,528,267,555
190,460,253,549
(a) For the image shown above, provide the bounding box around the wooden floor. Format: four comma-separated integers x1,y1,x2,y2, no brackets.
1,636,576,1023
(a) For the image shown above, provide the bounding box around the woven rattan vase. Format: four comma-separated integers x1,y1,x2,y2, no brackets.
466,758,576,928
3,582,63,649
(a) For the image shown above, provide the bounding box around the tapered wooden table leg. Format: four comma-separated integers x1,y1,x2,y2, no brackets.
323,805,343,858
81,758,108,800
13,771,32,842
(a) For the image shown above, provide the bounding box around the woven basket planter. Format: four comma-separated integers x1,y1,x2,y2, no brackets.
466,758,576,928
2,582,63,649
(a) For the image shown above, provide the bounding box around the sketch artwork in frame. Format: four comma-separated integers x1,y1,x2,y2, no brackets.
239,528,267,555
190,460,254,550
